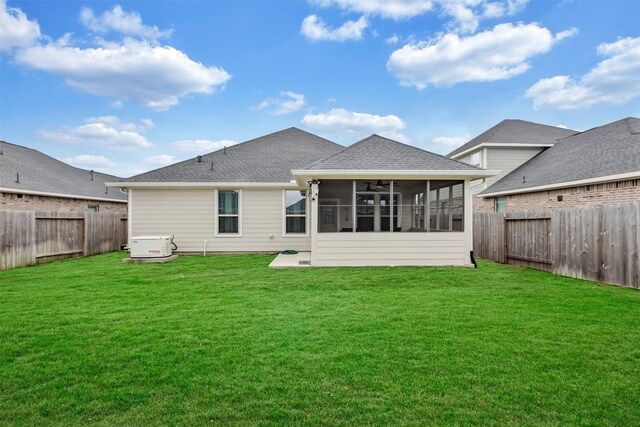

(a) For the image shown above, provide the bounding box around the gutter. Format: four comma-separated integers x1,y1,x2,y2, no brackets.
479,171,640,198
450,143,554,159
106,181,303,190
0,187,127,203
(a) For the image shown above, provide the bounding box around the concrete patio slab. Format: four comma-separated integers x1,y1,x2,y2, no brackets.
269,251,311,268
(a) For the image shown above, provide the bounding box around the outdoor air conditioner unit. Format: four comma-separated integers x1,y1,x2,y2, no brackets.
130,236,173,258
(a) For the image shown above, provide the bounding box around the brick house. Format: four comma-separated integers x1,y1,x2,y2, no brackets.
0,141,127,213
476,117,640,213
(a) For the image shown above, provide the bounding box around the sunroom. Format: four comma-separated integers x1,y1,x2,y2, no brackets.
292,135,496,267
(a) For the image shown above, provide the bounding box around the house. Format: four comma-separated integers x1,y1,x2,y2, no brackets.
109,128,495,267
478,117,640,213
0,141,127,213
447,119,577,212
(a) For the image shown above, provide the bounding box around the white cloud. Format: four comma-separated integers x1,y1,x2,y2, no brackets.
432,135,470,147
38,116,153,150
145,154,176,166
386,34,401,45
253,91,306,115
301,108,409,143
439,0,529,33
387,23,575,89
310,0,433,20
526,36,640,110
64,154,115,170
301,14,367,41
15,37,230,110
0,0,41,52
84,115,154,133
310,0,528,32
172,139,238,154
80,5,173,41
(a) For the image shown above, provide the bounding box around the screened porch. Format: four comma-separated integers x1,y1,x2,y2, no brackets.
316,179,465,233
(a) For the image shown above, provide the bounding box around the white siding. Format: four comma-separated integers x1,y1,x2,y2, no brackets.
131,189,310,253
313,232,469,267
466,147,544,195
486,147,543,185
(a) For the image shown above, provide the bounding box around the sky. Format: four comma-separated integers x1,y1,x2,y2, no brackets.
1,0,639,177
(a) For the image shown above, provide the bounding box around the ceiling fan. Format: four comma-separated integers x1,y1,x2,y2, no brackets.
364,180,398,191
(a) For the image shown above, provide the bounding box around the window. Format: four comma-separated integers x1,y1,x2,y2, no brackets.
284,190,307,234
471,152,481,167
495,196,506,213
87,204,99,212
217,190,240,234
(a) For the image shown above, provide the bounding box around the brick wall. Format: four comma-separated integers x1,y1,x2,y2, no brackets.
0,192,127,213
475,178,640,213
473,195,495,213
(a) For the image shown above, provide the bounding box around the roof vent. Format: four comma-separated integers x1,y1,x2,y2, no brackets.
210,161,214,171
223,146,226,155
105,186,108,194
15,172,20,184
522,175,526,184
90,170,94,181
197,155,203,163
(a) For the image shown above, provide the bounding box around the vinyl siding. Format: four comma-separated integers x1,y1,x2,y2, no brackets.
131,188,310,253
465,147,544,195
457,149,486,195
485,147,544,186
313,232,469,267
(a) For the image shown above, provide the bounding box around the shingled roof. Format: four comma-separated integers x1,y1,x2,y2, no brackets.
480,117,640,196
448,119,578,158
121,128,344,183
306,134,484,171
0,141,126,202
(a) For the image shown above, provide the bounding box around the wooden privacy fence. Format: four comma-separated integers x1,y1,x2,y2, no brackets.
473,202,640,289
0,211,127,271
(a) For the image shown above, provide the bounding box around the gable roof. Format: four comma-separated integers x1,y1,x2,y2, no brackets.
0,141,126,202
448,119,578,158
121,128,344,183
307,134,484,171
480,117,640,197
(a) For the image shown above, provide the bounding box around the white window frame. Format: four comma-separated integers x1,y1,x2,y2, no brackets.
215,189,242,237
282,189,309,237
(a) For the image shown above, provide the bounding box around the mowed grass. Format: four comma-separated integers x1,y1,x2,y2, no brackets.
1,253,639,426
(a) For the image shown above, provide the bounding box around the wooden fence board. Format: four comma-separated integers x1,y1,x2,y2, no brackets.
0,210,127,271
474,202,640,289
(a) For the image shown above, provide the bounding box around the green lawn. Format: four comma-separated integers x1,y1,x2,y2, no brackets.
1,253,639,426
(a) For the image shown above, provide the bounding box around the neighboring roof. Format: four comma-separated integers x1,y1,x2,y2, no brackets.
306,134,484,171
121,128,344,183
448,119,578,158
480,117,640,197
0,141,126,202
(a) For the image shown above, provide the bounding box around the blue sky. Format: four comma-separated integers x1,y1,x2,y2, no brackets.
1,0,639,177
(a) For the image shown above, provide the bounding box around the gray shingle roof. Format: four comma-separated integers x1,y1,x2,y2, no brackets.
306,134,484,171
448,119,578,158
480,117,640,196
122,128,344,183
0,141,126,201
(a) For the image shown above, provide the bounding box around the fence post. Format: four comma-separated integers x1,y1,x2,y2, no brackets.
83,213,88,256
503,214,508,264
